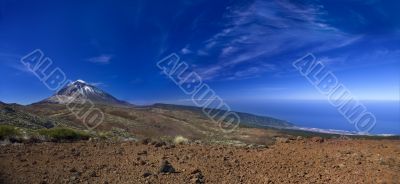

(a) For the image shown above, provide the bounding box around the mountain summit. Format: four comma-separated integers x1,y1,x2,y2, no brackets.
39,80,130,106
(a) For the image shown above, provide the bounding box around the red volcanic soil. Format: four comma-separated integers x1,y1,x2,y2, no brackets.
0,139,399,184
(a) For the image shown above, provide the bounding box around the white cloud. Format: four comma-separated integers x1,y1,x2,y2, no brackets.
180,45,193,54
89,82,106,87
192,0,362,81
196,49,209,56
0,52,34,75
87,54,112,64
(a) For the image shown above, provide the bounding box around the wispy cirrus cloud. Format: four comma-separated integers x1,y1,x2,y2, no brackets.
318,49,400,72
89,82,107,87
190,0,363,81
87,54,112,64
198,62,276,81
180,45,193,54
227,64,276,80
0,52,34,75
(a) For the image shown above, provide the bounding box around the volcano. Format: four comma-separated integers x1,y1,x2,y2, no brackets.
39,80,130,106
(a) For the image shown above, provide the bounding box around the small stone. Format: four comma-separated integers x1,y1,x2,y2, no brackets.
190,170,205,184
71,148,80,157
89,171,97,177
257,145,268,149
191,177,204,184
140,138,152,145
115,148,124,155
154,141,166,148
142,172,152,178
191,169,201,174
159,160,175,173
69,167,77,172
275,137,289,143
70,176,78,181
311,137,324,143
19,158,27,162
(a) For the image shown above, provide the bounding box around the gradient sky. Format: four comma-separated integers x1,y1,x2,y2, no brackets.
0,0,399,105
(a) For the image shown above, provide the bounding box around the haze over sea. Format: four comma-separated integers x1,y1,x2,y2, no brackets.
225,100,400,135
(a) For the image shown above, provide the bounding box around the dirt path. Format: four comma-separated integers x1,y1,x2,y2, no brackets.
0,139,399,184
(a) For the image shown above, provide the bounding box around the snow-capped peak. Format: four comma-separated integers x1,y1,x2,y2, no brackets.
68,79,88,86
40,79,130,106
75,79,86,84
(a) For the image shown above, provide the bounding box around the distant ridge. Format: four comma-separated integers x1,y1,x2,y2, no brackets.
151,103,294,129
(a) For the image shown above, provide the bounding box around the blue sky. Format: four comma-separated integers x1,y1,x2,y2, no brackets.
0,0,399,105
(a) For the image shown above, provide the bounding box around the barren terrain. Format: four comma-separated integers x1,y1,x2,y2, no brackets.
1,138,399,184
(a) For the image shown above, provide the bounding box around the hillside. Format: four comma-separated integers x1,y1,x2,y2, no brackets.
0,100,292,145
0,80,297,145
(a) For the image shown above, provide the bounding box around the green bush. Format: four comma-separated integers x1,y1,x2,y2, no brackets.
97,131,112,140
0,125,20,139
38,128,90,142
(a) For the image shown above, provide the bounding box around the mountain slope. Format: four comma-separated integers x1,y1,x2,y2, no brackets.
25,102,287,144
0,102,56,129
2,79,298,145
39,80,130,106
151,103,294,129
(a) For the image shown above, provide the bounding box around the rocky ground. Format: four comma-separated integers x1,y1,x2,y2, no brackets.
0,138,399,184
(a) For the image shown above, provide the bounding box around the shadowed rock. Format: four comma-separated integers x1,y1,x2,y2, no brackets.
159,160,175,173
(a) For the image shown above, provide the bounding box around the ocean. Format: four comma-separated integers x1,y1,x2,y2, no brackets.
226,100,400,135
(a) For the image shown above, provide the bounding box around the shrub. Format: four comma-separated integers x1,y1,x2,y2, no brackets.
173,135,189,145
97,131,112,140
0,125,20,140
38,128,90,142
